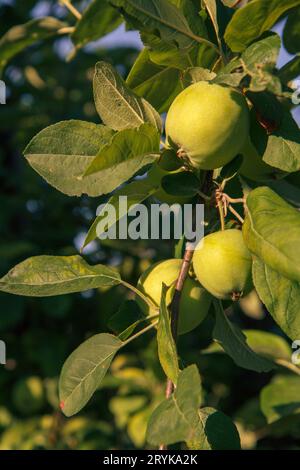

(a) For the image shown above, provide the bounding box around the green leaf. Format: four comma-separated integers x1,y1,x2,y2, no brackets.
93,61,162,131
157,284,180,385
220,0,239,6
243,186,300,283
213,300,274,372
146,365,202,446
83,177,159,248
278,55,300,83
161,171,200,197
224,0,300,52
241,33,281,93
253,258,300,341
188,407,241,450
71,0,122,49
243,330,291,362
246,90,283,134
283,7,300,54
268,178,300,208
204,329,292,364
24,120,116,197
108,300,144,339
0,255,121,297
173,0,208,38
241,33,281,70
0,17,67,75
146,365,240,449
220,154,243,181
261,111,300,173
109,0,204,49
182,67,216,87
260,375,300,424
59,333,123,416
126,48,182,113
83,123,160,176
202,0,225,60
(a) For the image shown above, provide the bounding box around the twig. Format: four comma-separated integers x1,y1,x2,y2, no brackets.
159,249,193,451
228,204,244,224
58,26,75,35
59,0,82,20
231,0,244,7
275,359,300,376
159,171,213,451
217,200,225,230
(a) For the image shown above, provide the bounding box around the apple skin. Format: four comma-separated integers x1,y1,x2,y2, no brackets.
12,376,45,415
137,259,211,335
193,229,253,300
165,81,249,170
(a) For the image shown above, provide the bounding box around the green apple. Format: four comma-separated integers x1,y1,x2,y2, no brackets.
12,376,45,415
193,229,253,300
137,259,211,335
148,150,192,205
165,81,249,170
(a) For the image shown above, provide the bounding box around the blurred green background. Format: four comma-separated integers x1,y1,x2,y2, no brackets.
0,0,299,450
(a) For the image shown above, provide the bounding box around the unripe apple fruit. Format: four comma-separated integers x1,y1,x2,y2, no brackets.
193,229,253,300
12,376,45,415
137,259,211,335
148,150,192,205
165,81,249,170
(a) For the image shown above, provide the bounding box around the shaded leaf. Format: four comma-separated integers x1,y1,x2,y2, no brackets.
24,120,115,197
59,333,123,416
213,300,274,372
204,329,291,363
189,407,240,450
283,7,300,54
243,186,300,282
220,154,243,181
0,255,121,297
108,300,145,340
161,171,200,197
260,375,300,424
126,48,182,113
279,55,300,83
253,258,300,341
243,330,291,362
93,61,162,131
